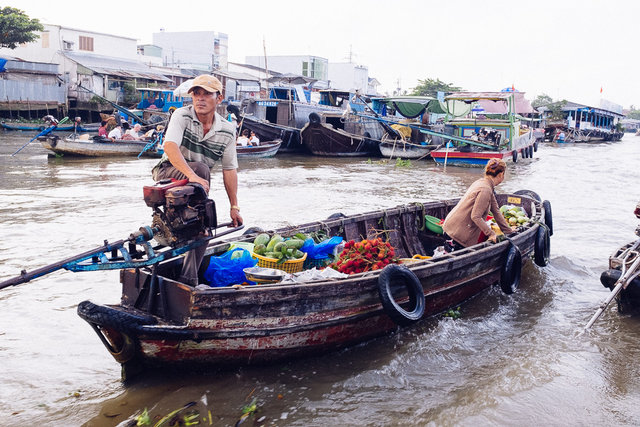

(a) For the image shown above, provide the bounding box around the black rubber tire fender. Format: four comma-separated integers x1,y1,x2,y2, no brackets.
500,243,522,294
529,145,534,158
513,189,542,202
534,224,551,267
327,212,347,220
534,141,539,152
377,264,425,326
542,200,553,236
512,149,518,163
309,112,321,125
242,226,265,236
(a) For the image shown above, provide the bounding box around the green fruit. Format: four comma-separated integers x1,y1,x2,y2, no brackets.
285,239,304,249
266,234,283,251
517,217,528,224
253,244,266,255
294,249,305,258
254,233,271,246
273,242,285,253
508,217,518,225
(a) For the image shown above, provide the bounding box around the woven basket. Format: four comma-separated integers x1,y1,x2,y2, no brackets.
252,252,307,273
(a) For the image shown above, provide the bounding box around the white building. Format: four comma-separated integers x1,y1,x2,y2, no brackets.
328,62,368,93
153,31,228,71
0,24,169,104
245,55,329,87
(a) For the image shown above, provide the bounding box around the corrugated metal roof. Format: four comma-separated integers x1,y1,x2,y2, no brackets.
214,69,260,82
63,52,172,82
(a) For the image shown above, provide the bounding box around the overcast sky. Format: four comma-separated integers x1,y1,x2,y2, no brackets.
14,0,640,109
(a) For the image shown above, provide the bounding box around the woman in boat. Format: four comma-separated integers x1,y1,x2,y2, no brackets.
442,158,514,251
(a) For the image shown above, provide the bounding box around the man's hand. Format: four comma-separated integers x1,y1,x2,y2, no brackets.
488,233,498,243
230,208,243,227
189,174,210,193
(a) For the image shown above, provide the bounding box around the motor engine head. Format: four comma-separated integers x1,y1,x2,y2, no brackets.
143,179,217,247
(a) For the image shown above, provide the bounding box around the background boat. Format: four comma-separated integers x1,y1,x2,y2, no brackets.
236,140,281,158
378,139,439,159
38,134,162,157
1,121,100,132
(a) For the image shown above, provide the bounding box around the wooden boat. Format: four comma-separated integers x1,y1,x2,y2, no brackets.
239,115,302,153
76,190,552,376
378,139,439,159
39,134,162,158
600,202,640,313
236,140,281,158
300,115,380,157
430,92,538,167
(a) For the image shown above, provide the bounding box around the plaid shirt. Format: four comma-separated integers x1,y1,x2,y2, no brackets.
159,106,238,170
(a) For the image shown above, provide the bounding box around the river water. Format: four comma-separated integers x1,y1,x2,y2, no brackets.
0,131,639,426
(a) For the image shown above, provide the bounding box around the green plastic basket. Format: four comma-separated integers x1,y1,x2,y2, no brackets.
425,215,444,234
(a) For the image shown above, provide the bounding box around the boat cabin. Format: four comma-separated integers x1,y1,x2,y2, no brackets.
136,88,188,113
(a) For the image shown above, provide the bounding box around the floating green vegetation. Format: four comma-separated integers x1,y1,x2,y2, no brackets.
443,307,461,319
395,158,412,168
366,158,389,165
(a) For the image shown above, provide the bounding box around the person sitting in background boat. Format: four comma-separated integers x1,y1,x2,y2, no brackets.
98,120,108,137
555,130,566,142
123,123,143,140
442,158,515,251
249,131,260,146
237,129,250,146
107,123,124,140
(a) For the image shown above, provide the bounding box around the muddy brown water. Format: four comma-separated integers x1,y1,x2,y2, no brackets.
1,131,639,426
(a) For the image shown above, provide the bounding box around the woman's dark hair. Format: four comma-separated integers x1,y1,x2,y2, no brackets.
101,120,107,126
242,129,250,137
484,158,506,177
122,122,130,130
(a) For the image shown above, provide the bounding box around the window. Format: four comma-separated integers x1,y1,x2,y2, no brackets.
63,40,74,50
302,61,308,77
41,32,49,48
79,36,94,52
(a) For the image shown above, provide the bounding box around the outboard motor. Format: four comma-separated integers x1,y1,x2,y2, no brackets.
143,179,217,247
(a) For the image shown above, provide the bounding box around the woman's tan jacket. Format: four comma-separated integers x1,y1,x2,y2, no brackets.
442,177,512,247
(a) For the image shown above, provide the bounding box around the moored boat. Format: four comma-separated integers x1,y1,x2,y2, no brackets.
39,134,162,158
430,92,537,167
300,115,381,157
75,190,552,376
378,139,439,159
599,202,640,313
1,121,100,132
236,140,281,158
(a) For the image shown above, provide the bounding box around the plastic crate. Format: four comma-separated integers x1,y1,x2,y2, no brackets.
252,252,307,273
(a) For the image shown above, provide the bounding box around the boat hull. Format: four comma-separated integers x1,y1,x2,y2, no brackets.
236,141,281,158
601,238,640,313
300,121,380,157
39,136,161,157
240,116,302,153
379,140,438,159
77,193,548,372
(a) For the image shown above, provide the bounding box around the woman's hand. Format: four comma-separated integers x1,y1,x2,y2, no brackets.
487,233,498,243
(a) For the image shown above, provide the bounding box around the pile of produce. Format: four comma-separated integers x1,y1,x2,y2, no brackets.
253,233,305,262
498,205,530,226
331,238,396,274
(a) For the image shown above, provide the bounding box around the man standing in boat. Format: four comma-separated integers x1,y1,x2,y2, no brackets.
151,74,242,285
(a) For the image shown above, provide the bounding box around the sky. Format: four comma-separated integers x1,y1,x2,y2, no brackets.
12,0,640,109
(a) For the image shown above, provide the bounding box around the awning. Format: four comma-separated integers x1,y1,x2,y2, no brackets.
64,52,172,82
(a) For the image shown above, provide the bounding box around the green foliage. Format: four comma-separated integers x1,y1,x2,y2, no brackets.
410,78,461,97
123,82,141,105
395,158,412,167
0,7,44,49
531,94,554,109
626,105,640,120
546,100,568,121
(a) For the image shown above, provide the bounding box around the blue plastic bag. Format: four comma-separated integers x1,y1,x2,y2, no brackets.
300,236,343,260
204,248,257,287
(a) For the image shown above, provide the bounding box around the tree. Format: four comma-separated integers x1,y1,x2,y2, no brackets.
626,105,640,120
0,7,44,49
532,94,554,109
409,78,461,97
